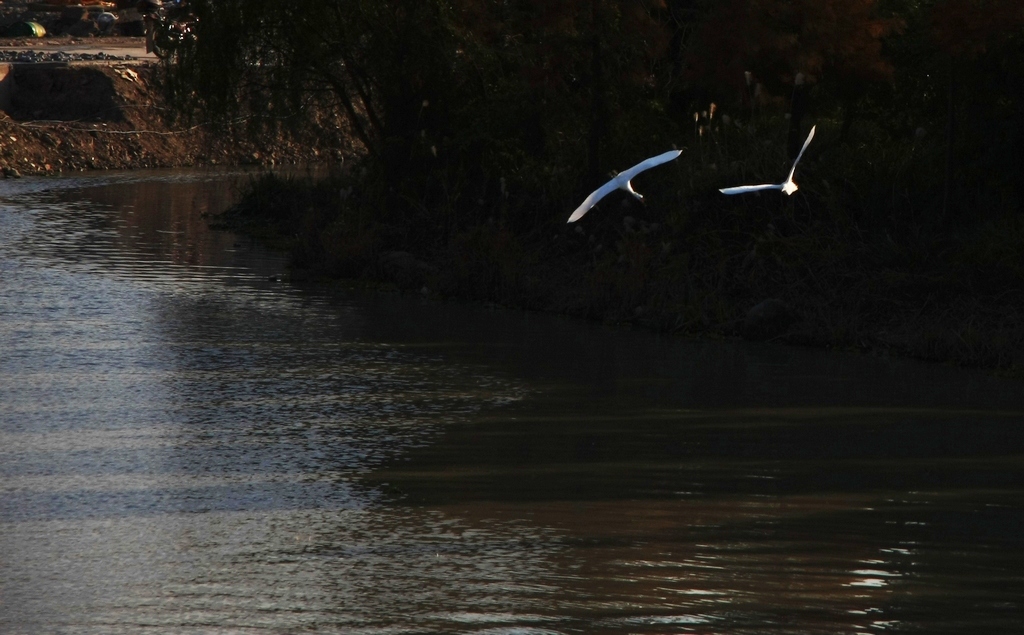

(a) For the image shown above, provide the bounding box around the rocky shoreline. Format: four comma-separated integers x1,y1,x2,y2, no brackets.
0,61,355,177
1,0,355,176
0,48,136,62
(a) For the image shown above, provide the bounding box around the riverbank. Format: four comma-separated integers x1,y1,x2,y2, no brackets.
0,61,355,176
3,45,1018,380
217,170,1024,380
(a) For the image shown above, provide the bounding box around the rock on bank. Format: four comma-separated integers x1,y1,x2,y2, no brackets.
0,62,354,176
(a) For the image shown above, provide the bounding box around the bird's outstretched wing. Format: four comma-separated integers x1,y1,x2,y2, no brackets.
720,125,816,196
567,179,620,223
567,149,681,222
785,125,816,182
618,149,683,182
719,183,784,195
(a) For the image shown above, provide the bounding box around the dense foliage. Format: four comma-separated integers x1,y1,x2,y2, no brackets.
180,1,1024,369
174,0,1022,224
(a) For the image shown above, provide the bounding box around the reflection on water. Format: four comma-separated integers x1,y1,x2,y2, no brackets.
1,169,1023,634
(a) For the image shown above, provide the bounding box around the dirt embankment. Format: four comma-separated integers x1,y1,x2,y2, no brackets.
0,61,355,177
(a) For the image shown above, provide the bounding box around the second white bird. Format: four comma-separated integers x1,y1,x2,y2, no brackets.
719,125,816,196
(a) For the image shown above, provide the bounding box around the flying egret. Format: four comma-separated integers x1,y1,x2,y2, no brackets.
719,125,816,196
567,149,682,223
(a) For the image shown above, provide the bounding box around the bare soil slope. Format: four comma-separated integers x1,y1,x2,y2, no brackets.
0,62,354,176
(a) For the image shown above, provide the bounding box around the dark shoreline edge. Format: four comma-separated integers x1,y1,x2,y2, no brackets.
212,172,1024,382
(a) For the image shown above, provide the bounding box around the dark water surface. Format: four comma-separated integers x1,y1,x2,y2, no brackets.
2,170,1023,634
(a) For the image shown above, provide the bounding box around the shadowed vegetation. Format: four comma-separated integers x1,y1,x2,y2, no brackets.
182,0,1024,374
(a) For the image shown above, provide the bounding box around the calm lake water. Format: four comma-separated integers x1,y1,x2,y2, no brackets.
2,169,1023,634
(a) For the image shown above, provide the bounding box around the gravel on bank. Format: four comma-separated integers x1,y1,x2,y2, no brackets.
0,62,356,177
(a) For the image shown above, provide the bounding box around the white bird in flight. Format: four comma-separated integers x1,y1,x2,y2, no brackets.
567,149,682,223
719,125,816,196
